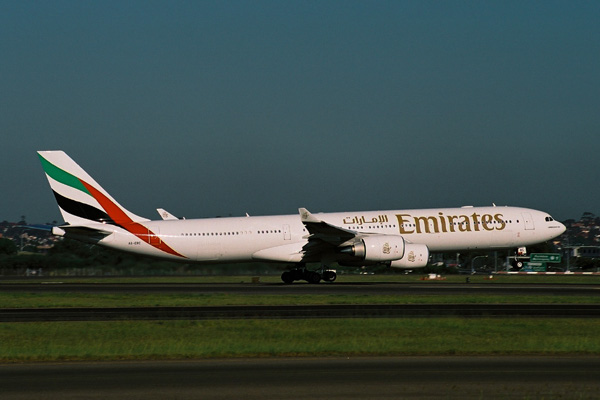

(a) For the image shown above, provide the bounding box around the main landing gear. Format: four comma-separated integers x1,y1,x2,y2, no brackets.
281,267,337,284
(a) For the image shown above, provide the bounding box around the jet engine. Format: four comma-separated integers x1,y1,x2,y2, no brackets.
389,243,429,269
340,235,406,262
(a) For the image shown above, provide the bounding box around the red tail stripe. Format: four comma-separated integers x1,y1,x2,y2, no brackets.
80,180,186,258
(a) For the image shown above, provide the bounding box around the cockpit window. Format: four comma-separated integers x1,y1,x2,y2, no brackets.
545,216,554,222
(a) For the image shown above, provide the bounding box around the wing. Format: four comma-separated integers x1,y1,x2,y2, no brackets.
250,210,356,264
298,208,360,262
299,208,356,245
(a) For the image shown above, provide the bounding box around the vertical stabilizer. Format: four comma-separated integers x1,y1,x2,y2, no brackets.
38,151,149,226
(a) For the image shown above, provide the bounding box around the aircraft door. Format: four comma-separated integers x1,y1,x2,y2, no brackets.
148,228,161,245
522,213,535,230
283,224,291,240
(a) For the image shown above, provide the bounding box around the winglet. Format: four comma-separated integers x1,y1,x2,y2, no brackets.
157,208,179,220
299,207,356,245
299,207,321,223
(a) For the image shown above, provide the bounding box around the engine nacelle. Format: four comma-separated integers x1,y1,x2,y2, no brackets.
341,235,406,262
389,243,429,269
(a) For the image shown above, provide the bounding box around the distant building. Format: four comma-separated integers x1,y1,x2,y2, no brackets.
567,246,600,258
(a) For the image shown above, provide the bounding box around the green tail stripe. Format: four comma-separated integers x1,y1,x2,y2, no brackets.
38,153,90,195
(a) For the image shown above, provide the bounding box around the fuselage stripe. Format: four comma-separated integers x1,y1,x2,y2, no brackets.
80,181,187,259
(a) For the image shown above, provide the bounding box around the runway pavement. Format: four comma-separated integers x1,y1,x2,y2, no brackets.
3,303,600,322
2,281,599,398
2,281,600,296
2,357,600,399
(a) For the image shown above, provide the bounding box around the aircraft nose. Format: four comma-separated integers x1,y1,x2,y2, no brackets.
558,221,567,235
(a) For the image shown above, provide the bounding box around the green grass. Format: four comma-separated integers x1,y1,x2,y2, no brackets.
2,318,600,362
1,273,599,309
2,274,599,362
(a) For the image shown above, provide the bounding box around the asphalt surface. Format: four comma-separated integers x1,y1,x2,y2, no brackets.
2,281,600,296
2,357,600,399
2,281,599,398
3,303,600,322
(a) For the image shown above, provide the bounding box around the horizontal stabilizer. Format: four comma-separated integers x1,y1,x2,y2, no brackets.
18,224,54,232
52,224,113,243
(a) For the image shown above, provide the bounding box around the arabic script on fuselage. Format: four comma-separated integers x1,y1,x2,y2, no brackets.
343,215,389,225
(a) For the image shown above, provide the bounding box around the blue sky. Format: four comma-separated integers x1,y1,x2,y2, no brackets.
1,0,599,223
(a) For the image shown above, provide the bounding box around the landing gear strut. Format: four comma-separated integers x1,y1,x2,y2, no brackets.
281,267,337,284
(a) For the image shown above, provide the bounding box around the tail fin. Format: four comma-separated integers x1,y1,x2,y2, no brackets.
38,151,149,226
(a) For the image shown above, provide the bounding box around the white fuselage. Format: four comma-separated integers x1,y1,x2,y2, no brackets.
98,206,565,264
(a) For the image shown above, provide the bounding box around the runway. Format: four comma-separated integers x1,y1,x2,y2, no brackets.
3,280,599,398
2,281,600,296
3,303,600,322
2,357,600,399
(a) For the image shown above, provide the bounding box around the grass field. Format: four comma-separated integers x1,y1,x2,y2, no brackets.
2,274,600,308
1,274,599,362
2,318,600,362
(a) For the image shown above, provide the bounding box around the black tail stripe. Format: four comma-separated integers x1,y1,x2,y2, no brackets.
52,190,116,224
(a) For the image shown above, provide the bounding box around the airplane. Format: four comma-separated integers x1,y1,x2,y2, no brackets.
38,150,566,283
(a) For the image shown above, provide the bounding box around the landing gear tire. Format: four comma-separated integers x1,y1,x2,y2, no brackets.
281,271,294,284
291,268,305,281
281,267,325,284
307,271,322,284
322,270,337,282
